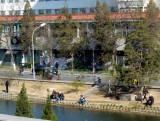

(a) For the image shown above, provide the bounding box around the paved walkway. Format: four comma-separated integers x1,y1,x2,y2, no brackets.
0,68,112,84
0,114,49,121
0,67,160,87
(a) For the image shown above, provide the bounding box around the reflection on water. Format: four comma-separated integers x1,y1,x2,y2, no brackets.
0,100,160,121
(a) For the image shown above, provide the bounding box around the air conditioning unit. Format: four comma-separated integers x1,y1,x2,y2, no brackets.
11,36,19,45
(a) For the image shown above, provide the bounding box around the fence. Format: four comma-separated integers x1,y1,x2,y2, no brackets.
0,92,160,116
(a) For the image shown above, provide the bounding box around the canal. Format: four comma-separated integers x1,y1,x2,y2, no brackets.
0,100,160,121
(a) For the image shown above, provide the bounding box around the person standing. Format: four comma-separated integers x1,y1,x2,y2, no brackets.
97,77,101,85
55,62,59,75
5,80,9,93
19,66,24,76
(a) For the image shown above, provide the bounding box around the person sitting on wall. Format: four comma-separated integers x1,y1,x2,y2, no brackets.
142,86,149,101
78,95,86,105
55,92,60,102
50,90,57,100
144,95,154,107
50,90,64,102
59,92,64,101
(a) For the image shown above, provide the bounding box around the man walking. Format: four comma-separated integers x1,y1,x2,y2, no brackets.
55,62,59,75
5,80,9,93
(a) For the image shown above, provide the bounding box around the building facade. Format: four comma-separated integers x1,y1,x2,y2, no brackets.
0,0,117,16
0,0,159,16
0,0,158,66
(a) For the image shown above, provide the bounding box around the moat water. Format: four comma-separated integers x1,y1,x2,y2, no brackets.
0,100,160,121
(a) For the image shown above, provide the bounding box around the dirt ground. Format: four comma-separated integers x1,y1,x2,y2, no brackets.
1,79,160,107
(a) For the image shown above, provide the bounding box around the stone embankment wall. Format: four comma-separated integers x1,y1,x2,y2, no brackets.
0,92,160,116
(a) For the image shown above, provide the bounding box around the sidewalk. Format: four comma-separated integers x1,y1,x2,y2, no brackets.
0,67,113,84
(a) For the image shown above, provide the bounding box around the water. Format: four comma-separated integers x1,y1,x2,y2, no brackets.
0,100,160,121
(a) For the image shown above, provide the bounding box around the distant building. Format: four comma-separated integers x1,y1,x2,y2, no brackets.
117,0,159,12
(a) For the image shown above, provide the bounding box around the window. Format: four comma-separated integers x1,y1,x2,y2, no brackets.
79,8,86,14
111,7,118,12
2,25,5,33
15,0,19,2
55,9,61,14
13,25,17,33
8,0,13,3
72,8,78,14
1,0,5,3
46,9,52,14
32,10,36,15
89,7,95,13
1,11,5,15
39,9,45,14
15,10,20,15
4,25,9,33
9,11,13,15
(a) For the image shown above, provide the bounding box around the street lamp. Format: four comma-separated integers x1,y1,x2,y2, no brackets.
32,23,46,79
90,39,96,75
91,39,96,84
71,26,80,73
86,23,96,82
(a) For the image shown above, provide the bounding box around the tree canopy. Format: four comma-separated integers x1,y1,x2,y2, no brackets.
123,0,160,84
93,0,115,62
20,0,35,53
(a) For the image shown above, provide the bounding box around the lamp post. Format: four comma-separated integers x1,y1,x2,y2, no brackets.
71,26,80,74
92,46,95,74
90,39,96,75
86,23,96,82
32,23,46,79
92,40,96,84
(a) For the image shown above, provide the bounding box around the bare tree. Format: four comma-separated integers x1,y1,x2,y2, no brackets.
0,4,21,71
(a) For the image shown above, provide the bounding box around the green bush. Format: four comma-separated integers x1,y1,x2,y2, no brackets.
15,83,33,118
41,95,57,121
